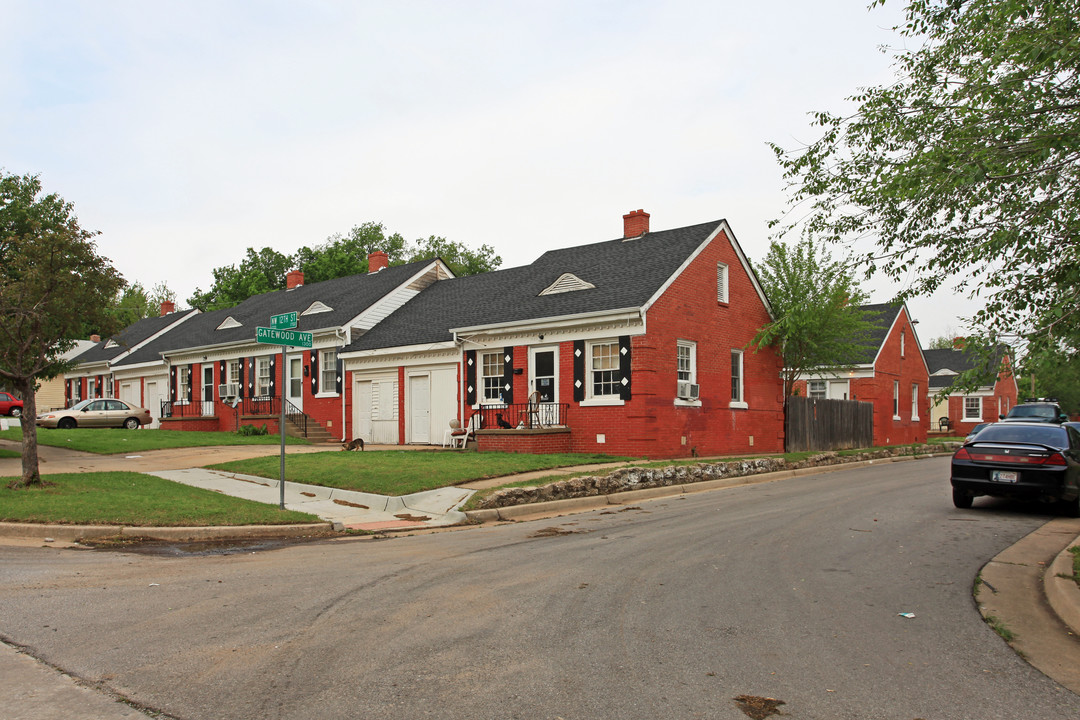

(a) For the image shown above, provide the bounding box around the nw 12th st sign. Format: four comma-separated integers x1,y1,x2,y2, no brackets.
255,327,313,348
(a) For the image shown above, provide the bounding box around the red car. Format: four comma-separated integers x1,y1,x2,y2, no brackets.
0,391,22,418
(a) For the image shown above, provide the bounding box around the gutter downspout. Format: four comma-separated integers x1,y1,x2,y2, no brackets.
336,329,347,442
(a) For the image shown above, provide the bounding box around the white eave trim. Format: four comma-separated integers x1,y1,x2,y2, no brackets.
450,307,642,336
340,341,459,360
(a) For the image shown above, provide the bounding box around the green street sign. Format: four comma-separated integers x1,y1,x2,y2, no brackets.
256,327,312,348
270,311,298,330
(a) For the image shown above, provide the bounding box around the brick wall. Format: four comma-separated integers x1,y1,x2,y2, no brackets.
476,429,572,454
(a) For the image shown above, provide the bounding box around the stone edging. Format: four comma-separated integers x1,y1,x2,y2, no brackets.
0,522,335,543
470,444,959,513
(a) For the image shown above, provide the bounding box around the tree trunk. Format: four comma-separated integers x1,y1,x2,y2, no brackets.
14,377,42,488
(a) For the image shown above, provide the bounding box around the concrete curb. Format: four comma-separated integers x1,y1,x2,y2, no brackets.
1044,534,1080,637
463,452,932,523
0,521,335,543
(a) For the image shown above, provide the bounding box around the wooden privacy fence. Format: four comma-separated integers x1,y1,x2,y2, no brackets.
785,396,874,452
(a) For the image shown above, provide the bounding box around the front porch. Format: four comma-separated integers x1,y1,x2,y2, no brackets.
467,401,571,453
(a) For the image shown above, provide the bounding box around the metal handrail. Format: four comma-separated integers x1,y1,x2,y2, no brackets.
283,398,308,437
468,402,568,431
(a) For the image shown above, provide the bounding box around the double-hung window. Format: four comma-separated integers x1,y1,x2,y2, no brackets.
591,341,620,398
256,358,271,397
893,380,900,418
481,352,502,402
87,377,97,399
321,350,337,394
808,380,826,399
177,366,190,404
228,360,240,386
676,341,698,403
964,396,982,420
911,383,920,421
730,350,744,406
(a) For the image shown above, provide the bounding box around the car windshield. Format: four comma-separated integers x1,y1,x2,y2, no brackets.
971,424,1067,449
1008,405,1058,419
69,399,93,411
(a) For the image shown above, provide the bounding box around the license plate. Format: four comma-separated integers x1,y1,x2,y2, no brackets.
991,470,1019,483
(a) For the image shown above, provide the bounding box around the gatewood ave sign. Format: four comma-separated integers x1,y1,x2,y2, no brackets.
256,327,313,348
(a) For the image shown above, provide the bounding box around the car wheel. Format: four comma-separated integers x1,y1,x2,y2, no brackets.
10,407,21,418
57,417,76,430
952,488,974,509
123,417,140,430
1059,496,1080,518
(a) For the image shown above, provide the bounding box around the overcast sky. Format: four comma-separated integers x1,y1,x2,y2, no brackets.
2,0,976,344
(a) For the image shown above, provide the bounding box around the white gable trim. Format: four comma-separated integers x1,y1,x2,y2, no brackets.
341,260,452,344
640,220,774,318
868,304,931,377
301,301,333,315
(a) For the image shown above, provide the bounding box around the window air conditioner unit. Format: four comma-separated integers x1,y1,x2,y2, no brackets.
219,383,240,399
677,381,700,400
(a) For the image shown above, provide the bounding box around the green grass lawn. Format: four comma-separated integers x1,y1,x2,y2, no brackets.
0,427,310,455
208,451,634,496
0,448,19,459
0,472,318,526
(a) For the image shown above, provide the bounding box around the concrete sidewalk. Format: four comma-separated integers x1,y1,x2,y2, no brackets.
147,468,472,531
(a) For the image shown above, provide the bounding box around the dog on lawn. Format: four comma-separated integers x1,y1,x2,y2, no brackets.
341,438,365,451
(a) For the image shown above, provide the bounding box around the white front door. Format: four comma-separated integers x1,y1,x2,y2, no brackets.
287,355,303,411
145,378,166,429
529,346,560,425
353,381,372,442
409,374,430,444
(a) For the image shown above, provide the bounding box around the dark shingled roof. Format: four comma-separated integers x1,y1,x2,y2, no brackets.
70,310,199,365
345,220,726,352
851,302,903,364
111,259,436,367
924,346,1007,390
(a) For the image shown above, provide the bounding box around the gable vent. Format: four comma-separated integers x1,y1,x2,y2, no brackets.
301,301,333,316
216,316,243,330
539,273,596,296
104,339,118,349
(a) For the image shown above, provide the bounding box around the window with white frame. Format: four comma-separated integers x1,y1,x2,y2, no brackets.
106,377,114,397
901,330,906,358
256,357,271,397
677,341,696,383
964,396,982,420
893,380,899,417
72,381,81,402
87,377,97,399
177,366,190,403
717,263,729,303
591,341,621,398
808,380,827,399
228,360,240,385
730,350,744,404
321,350,337,393
911,383,919,420
481,352,502,402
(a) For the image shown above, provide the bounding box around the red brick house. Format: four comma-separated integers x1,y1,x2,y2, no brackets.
339,210,786,458
68,210,786,458
924,344,1018,436
793,303,929,446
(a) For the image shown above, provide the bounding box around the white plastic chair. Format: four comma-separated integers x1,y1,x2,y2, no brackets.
446,418,471,449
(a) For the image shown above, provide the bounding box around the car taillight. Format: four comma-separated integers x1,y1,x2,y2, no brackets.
954,447,971,460
1044,452,1067,466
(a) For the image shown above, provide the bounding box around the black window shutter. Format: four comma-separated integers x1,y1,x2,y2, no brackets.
269,355,277,397
619,336,632,401
238,359,245,398
465,350,477,405
187,365,194,402
310,350,318,394
170,367,177,402
247,357,255,397
335,358,343,394
218,360,226,387
97,375,103,397
502,347,514,404
65,380,71,405
573,340,585,402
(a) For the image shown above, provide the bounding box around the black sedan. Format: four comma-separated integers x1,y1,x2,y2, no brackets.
951,421,1080,516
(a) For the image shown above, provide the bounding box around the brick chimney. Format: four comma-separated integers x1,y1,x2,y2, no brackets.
286,270,304,290
623,209,650,239
159,301,175,316
952,337,966,349
90,334,101,343
368,251,389,273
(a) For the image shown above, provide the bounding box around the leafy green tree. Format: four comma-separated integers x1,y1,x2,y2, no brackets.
752,238,877,398
110,281,179,328
771,0,1080,362
188,223,501,310
0,171,124,487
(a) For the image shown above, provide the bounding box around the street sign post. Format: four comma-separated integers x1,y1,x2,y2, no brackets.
255,327,312,348
270,312,298,330
255,320,311,509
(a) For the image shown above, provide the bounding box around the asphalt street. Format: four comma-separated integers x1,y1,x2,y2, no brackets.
1,456,1078,719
